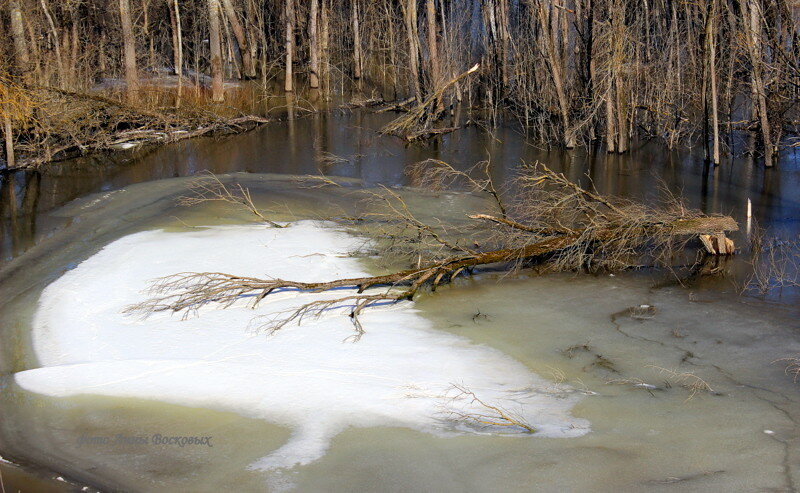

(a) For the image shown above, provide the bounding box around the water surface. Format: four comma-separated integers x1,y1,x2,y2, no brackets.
0,111,799,491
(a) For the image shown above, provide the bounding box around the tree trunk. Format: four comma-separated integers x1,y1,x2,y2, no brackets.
309,0,320,89
605,90,616,153
386,1,398,97
425,0,440,86
743,0,773,167
615,78,628,153
352,0,362,81
220,0,255,78
142,0,155,70
171,0,184,107
208,0,225,101
8,0,30,75
70,13,80,85
3,114,15,169
99,30,107,76
284,0,294,92
705,0,720,165
321,0,330,93
40,0,65,88
402,0,422,100
119,0,139,103
537,1,575,149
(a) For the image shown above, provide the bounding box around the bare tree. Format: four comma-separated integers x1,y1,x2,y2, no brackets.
402,0,422,100
170,0,184,107
742,0,774,167
8,0,30,75
705,0,720,165
119,0,140,103
352,0,363,82
425,0,440,87
208,0,225,101
284,0,295,92
221,0,255,78
309,0,320,89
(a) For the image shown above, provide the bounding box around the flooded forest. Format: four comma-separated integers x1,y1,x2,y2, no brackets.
1,0,800,491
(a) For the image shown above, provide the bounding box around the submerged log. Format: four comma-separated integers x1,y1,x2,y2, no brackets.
404,126,461,142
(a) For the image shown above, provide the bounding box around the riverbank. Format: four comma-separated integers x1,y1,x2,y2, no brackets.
2,81,278,170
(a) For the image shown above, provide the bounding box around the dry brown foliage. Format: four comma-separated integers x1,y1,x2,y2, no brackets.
3,84,268,168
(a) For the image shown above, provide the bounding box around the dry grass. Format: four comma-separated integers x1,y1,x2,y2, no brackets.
774,358,800,383
439,384,535,434
4,83,268,168
648,366,714,401
741,227,800,296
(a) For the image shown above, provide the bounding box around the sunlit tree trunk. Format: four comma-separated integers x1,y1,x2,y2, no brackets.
425,0,439,86
535,0,575,148
142,0,156,70
221,0,255,78
309,0,320,89
284,0,295,92
119,0,139,103
8,0,30,75
321,0,330,93
208,0,225,101
352,0,362,82
609,0,627,153
402,0,422,100
497,0,511,89
170,0,184,107
705,0,720,165
605,85,616,153
3,115,14,169
69,11,80,86
40,0,65,88
743,0,773,167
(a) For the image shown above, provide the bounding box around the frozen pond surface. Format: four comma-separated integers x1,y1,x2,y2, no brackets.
0,175,798,491
18,221,588,476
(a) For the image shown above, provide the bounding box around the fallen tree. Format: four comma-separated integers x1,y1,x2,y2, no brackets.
127,162,737,340
380,64,480,141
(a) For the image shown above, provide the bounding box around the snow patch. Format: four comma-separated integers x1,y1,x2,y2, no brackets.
16,221,589,471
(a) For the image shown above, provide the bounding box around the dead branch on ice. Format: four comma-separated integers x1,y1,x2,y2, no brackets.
178,172,285,228
127,161,737,339
439,384,535,434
